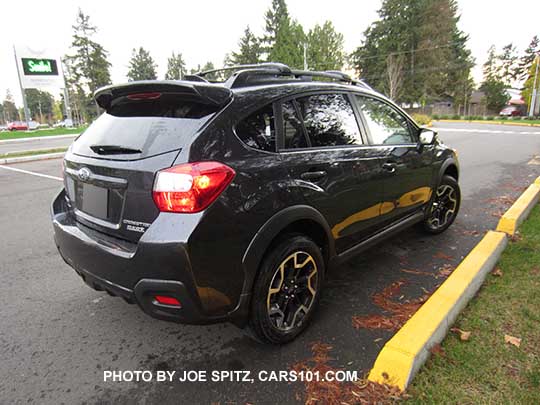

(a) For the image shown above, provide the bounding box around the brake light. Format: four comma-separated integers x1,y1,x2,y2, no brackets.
127,92,161,100
153,161,235,213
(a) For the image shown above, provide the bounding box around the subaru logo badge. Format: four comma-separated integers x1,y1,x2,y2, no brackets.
77,167,91,182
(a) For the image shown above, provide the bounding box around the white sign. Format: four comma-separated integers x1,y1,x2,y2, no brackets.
15,45,64,89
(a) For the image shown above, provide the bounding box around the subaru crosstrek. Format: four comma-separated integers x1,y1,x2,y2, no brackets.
52,63,460,344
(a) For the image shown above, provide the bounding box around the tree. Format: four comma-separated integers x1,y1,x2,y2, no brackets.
262,0,289,54
351,0,473,105
127,47,158,81
522,57,539,113
480,46,510,112
65,9,111,118
165,52,186,80
517,36,540,82
306,21,345,71
24,89,53,122
269,19,306,68
2,90,19,122
230,26,262,65
497,43,519,86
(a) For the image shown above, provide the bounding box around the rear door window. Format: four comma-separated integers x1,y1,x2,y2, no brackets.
282,100,308,149
295,93,363,147
235,104,276,152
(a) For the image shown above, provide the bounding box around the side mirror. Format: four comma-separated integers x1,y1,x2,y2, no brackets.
419,128,436,145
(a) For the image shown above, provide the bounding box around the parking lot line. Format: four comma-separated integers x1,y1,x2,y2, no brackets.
0,164,63,181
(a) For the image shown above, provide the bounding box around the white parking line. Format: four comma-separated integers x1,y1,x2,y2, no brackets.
436,128,540,135
0,164,63,181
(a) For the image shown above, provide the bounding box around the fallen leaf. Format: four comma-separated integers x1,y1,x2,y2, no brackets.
510,233,523,242
504,334,522,348
492,267,503,277
450,327,472,341
434,251,453,261
437,264,454,278
430,343,446,357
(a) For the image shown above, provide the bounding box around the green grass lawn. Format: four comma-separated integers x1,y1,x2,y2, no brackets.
407,205,540,403
0,147,68,159
436,119,540,126
0,127,85,140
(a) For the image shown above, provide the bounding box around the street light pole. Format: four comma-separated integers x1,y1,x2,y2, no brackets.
303,43,308,70
529,54,539,117
13,45,31,129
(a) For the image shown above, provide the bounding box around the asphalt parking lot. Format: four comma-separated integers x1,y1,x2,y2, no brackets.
1,122,539,404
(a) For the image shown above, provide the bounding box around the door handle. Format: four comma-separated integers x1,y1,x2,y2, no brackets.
382,162,397,173
300,170,327,181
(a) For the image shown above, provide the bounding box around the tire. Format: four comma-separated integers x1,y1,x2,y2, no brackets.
421,175,461,234
248,235,325,344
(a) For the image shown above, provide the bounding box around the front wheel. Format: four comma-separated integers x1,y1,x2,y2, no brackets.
421,175,461,234
248,235,324,344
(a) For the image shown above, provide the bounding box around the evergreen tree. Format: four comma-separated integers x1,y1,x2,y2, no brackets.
165,52,186,80
262,0,289,54
351,0,473,104
497,43,519,86
307,21,345,71
66,9,111,118
127,47,158,81
270,19,306,68
2,90,19,122
230,26,262,65
480,45,510,112
517,36,539,82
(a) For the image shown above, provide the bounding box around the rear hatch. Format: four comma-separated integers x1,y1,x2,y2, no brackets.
64,80,231,243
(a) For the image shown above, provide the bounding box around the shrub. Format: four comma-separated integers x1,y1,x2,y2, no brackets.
411,113,431,126
486,116,494,120
451,114,461,120
432,114,440,120
500,116,507,120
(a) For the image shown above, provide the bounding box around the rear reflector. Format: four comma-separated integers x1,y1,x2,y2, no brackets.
153,161,235,213
154,295,181,307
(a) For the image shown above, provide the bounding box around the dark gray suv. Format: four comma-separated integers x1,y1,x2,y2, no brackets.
52,63,460,344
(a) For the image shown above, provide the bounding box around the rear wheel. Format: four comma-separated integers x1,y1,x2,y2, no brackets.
249,235,324,344
422,175,460,234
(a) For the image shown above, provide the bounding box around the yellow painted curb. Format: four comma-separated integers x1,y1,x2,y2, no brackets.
436,119,540,127
368,231,508,390
496,183,540,236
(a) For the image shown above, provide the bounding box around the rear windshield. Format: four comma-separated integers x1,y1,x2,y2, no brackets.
72,107,215,160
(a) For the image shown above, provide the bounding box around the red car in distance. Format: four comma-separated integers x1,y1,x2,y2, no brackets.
7,121,28,131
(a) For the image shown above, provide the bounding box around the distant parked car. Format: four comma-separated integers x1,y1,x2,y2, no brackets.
7,121,28,131
499,106,523,117
28,121,39,130
53,119,74,128
0,125,7,132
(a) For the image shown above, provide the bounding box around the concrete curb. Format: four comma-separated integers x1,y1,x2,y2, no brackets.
0,152,65,165
368,231,507,390
367,175,540,391
0,134,78,144
496,178,540,236
435,119,540,128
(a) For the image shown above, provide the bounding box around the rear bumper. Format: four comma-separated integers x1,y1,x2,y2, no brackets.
52,188,248,325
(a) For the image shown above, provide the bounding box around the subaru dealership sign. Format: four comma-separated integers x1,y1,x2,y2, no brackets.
15,46,64,89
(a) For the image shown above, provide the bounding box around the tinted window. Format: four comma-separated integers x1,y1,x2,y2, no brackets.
296,94,363,147
235,104,276,152
282,100,308,149
355,96,415,145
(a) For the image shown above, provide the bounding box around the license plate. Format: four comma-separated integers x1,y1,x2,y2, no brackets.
81,183,108,219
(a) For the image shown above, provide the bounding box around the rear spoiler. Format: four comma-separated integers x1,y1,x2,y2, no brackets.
94,80,233,110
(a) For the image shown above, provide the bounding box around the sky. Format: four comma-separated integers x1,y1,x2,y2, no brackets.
1,0,539,106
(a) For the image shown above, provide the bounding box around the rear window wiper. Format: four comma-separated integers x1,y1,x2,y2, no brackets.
90,145,142,155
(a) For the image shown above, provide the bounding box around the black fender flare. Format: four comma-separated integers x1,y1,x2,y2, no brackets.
438,157,459,184
240,205,335,296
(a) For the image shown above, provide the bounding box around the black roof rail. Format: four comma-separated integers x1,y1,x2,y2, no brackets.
184,63,374,91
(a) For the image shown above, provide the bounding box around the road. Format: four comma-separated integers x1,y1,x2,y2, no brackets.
0,122,539,404
0,135,76,155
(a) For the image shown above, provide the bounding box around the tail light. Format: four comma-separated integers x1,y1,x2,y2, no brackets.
153,161,235,213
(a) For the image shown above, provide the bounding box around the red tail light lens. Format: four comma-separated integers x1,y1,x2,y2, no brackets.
154,295,181,307
153,161,235,213
127,92,161,100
